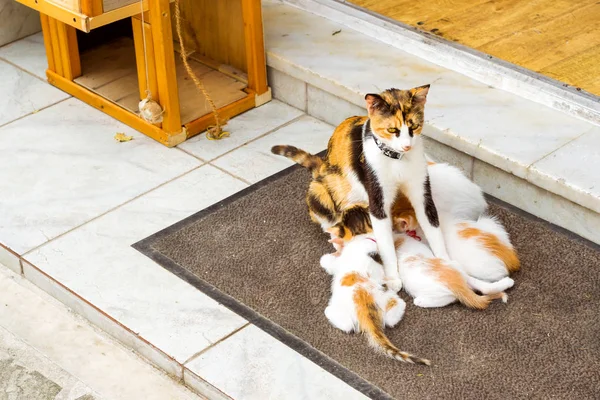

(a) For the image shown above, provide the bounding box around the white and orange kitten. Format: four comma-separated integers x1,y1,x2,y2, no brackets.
393,230,514,309
395,210,520,282
320,234,430,365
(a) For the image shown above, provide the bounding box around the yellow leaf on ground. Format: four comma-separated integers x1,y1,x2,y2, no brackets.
114,133,133,142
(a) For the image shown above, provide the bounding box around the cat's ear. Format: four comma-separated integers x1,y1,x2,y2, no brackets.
365,93,388,116
393,217,409,232
410,84,430,106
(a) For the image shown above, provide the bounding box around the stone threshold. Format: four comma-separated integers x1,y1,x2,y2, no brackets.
263,0,600,245
285,0,600,126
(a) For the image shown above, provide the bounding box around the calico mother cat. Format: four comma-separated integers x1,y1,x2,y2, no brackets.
273,85,449,290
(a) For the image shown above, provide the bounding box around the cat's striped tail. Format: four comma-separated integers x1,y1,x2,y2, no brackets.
271,145,323,177
354,287,431,366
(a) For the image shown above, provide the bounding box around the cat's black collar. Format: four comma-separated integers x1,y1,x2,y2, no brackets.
362,120,404,160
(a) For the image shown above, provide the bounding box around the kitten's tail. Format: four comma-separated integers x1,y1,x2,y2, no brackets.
442,266,508,309
271,145,323,176
354,287,430,366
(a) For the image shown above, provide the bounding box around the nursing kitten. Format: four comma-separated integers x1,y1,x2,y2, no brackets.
393,230,514,309
320,234,430,365
273,85,450,290
395,210,520,282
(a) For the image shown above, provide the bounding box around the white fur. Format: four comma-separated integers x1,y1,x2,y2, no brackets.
364,131,450,290
428,163,487,221
442,215,516,282
395,233,514,308
320,235,406,333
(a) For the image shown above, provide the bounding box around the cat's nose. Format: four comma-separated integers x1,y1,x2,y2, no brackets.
402,145,412,151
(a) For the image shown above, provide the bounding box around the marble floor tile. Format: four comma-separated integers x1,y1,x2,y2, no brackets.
0,1,40,47
185,324,368,400
178,100,303,161
527,127,600,214
211,115,333,183
424,80,592,178
0,266,201,400
21,259,183,379
24,165,249,363
0,59,68,127
0,32,47,79
0,98,201,254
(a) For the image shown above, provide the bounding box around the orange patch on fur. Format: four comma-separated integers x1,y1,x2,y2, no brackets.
393,209,418,233
458,226,520,273
353,286,382,335
394,236,405,249
429,258,506,309
427,161,436,166
341,272,368,287
385,298,398,312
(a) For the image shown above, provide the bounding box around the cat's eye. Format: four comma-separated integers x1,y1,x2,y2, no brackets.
387,127,399,134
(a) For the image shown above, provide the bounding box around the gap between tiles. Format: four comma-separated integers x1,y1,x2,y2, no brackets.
21,260,183,376
182,323,251,366
208,163,253,186
20,164,206,258
179,113,307,164
0,96,71,130
524,128,591,167
0,55,52,83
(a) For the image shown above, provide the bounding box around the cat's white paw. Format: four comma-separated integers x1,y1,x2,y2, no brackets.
385,278,403,293
384,298,406,327
320,254,336,275
499,277,515,290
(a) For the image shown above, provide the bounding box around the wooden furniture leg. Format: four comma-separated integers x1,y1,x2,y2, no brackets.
242,0,268,97
42,14,81,80
148,0,182,135
40,14,56,73
132,15,159,104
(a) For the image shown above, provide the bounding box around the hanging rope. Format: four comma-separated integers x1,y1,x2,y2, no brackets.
173,0,229,140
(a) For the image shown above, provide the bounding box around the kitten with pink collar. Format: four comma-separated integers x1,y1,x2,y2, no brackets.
320,233,430,365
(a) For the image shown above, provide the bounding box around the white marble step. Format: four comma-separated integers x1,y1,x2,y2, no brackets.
262,0,600,245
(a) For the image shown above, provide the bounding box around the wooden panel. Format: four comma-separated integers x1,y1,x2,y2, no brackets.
16,0,88,31
103,0,136,12
241,0,268,95
47,70,182,146
149,0,181,133
81,0,103,16
176,59,247,125
95,72,140,110
185,93,255,139
172,0,247,73
478,3,600,71
40,14,56,73
349,0,600,96
540,45,600,93
132,16,159,102
75,37,136,89
48,17,64,76
46,0,79,12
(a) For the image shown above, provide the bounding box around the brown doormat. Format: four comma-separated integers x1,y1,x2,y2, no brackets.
134,164,600,400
